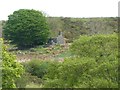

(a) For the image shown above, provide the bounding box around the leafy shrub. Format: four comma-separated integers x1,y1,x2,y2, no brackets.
44,57,95,88
15,72,42,88
0,39,2,89
22,60,59,79
3,9,50,48
70,33,118,61
15,72,29,88
1,38,24,88
44,57,118,88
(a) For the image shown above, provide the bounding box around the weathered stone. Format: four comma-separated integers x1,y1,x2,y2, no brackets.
47,31,65,46
56,31,65,45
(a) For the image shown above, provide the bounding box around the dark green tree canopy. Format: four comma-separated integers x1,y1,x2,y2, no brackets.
3,9,50,48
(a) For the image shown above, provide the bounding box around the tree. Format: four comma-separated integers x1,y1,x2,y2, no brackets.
0,38,24,88
3,9,50,49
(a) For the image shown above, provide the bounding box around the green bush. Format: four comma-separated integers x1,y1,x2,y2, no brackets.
23,60,59,79
15,72,42,88
70,33,118,61
44,57,118,88
1,38,24,88
3,9,50,48
15,72,29,88
44,57,95,88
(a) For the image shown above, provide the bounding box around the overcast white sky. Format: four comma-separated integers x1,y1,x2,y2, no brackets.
0,0,119,20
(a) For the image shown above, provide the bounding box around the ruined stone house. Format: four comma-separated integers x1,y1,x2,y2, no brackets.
47,31,65,46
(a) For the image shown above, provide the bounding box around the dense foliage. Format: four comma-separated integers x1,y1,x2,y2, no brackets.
1,38,24,88
0,39,2,89
22,60,59,79
3,9,50,48
15,72,42,88
44,57,118,88
70,33,118,61
17,60,60,88
43,34,118,88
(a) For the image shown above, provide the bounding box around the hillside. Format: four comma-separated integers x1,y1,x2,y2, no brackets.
0,17,118,41
47,17,117,42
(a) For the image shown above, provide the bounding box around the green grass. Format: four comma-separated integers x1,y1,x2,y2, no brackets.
26,83,42,88
54,50,72,60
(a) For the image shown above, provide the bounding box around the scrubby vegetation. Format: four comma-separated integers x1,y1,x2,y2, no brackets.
70,33,118,60
1,38,24,88
1,10,118,88
44,57,118,88
47,17,117,42
11,33,118,88
43,34,118,88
